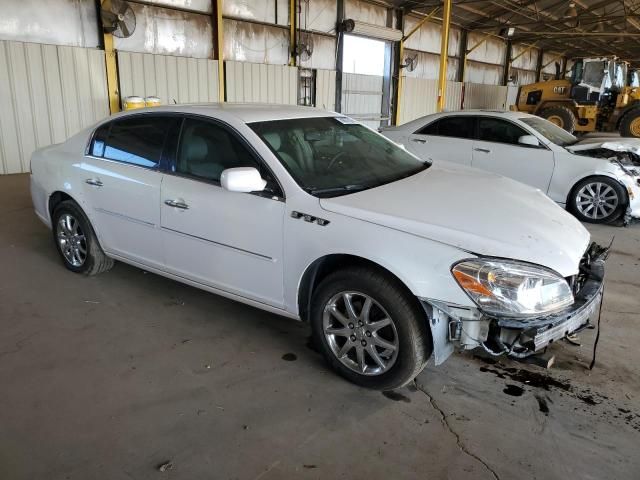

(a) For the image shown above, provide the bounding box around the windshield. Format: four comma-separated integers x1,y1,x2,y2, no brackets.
520,116,577,147
250,117,430,197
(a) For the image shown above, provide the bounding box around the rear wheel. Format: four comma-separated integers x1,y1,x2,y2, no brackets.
52,200,114,275
568,176,627,224
310,266,431,390
539,106,577,134
619,107,640,137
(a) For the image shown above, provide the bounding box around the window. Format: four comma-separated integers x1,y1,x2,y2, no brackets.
94,116,172,168
416,117,475,139
477,117,529,145
520,117,576,146
251,117,429,198
176,118,282,197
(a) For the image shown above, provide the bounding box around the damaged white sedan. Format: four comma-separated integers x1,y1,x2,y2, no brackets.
382,110,640,224
30,105,606,390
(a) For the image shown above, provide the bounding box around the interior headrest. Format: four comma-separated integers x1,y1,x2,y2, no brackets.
184,134,208,160
262,132,281,151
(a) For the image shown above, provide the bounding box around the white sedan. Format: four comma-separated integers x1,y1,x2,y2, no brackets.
30,104,606,390
382,110,640,224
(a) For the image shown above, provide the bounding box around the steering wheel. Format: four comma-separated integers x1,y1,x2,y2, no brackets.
326,151,348,171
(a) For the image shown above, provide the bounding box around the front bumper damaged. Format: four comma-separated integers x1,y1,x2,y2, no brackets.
422,243,607,365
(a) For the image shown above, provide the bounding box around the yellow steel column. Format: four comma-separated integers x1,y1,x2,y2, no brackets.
102,0,120,113
289,0,297,66
394,7,439,125
436,0,452,112
214,0,225,102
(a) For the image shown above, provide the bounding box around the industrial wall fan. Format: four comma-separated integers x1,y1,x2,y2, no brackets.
101,0,136,38
297,31,314,62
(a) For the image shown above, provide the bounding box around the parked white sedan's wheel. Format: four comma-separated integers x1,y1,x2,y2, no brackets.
52,200,114,275
310,266,431,390
569,177,627,224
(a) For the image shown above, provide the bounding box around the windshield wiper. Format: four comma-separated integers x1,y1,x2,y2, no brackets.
309,184,369,195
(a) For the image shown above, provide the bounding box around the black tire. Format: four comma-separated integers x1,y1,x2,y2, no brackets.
51,200,114,275
310,266,432,390
539,106,577,134
619,107,640,137
568,176,627,224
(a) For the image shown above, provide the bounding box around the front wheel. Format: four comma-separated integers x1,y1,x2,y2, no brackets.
310,267,432,390
619,107,640,137
568,176,627,224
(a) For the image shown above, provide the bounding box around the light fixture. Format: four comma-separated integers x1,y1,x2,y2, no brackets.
499,27,515,37
564,2,578,18
595,21,605,33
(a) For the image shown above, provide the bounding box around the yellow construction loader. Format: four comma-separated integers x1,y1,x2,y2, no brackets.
513,57,640,137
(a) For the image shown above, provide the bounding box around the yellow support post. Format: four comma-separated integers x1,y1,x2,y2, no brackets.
437,0,452,112
461,32,492,83
289,0,297,66
394,7,439,125
214,0,225,102
101,0,120,114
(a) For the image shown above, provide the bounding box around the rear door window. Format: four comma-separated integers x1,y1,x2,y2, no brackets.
92,115,173,168
416,116,475,139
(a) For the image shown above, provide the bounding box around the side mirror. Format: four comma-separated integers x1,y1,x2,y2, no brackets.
220,167,267,193
518,135,540,147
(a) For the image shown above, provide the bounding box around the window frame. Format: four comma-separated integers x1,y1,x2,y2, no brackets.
414,115,477,140
166,114,286,201
84,112,182,171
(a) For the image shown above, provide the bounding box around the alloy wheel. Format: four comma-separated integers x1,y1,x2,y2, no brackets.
575,182,619,220
57,213,87,267
322,291,399,376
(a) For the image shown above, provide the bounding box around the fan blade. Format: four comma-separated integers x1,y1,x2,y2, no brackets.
119,20,130,38
118,2,129,16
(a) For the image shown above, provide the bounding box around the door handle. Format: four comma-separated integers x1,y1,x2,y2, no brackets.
85,178,103,187
473,148,491,153
164,199,189,210
411,138,427,144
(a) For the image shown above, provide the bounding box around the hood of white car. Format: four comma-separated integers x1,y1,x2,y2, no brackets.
320,162,590,277
566,137,640,155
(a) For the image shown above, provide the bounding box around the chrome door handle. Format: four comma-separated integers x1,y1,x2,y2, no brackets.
473,148,491,153
85,178,103,187
164,199,189,210
411,138,427,143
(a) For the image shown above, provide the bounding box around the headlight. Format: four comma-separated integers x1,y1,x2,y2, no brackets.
452,259,574,317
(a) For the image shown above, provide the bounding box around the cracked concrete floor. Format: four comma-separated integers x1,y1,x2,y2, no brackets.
1,173,639,480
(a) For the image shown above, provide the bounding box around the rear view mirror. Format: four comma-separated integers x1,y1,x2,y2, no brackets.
221,167,267,193
518,135,540,147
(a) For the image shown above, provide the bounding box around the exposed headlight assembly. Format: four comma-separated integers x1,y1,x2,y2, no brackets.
452,259,574,317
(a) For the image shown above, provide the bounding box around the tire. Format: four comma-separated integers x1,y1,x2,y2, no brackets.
310,266,432,390
619,107,640,137
51,200,114,275
568,176,627,224
539,106,577,134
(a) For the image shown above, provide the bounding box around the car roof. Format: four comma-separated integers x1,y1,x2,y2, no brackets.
109,103,338,124
435,109,535,120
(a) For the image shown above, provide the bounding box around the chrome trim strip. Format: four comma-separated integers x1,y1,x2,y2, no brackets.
94,207,156,227
161,226,273,261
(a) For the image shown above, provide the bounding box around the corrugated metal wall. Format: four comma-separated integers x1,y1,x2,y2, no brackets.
316,69,337,111
0,40,108,175
341,73,384,128
118,51,219,104
398,78,463,125
463,83,508,110
225,61,297,104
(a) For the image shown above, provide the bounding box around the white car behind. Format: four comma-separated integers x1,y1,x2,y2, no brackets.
30,104,606,390
382,110,640,224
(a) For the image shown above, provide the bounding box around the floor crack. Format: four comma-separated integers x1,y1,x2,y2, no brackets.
415,380,500,480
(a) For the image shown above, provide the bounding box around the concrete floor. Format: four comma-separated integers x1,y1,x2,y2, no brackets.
1,172,639,480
